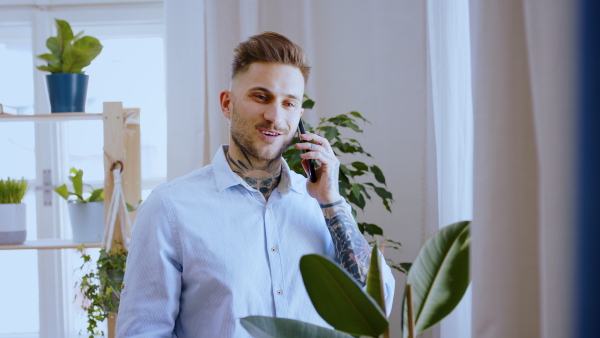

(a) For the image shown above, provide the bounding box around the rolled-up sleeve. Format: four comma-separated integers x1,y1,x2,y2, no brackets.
116,190,182,337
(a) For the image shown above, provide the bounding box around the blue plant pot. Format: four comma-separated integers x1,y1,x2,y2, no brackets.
46,73,89,113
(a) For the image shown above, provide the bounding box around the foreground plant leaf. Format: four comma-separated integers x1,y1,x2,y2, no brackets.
300,254,388,337
403,221,471,337
240,316,353,338
366,243,385,313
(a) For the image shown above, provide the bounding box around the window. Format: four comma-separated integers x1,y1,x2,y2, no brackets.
0,2,165,336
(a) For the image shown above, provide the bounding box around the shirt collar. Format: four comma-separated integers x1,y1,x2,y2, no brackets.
212,145,303,195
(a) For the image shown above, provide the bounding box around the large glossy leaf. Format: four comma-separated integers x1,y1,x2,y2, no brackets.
403,221,471,337
300,254,388,337
366,243,385,313
240,316,353,338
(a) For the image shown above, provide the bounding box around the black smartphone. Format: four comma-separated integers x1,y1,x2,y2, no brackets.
298,118,318,183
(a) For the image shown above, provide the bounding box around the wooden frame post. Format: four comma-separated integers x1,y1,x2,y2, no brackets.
102,102,141,337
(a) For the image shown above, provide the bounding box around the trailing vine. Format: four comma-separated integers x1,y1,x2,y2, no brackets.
76,245,127,337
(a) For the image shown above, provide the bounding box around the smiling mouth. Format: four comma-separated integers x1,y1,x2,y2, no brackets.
259,129,284,137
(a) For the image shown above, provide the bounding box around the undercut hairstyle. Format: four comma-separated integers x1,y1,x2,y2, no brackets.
231,31,311,85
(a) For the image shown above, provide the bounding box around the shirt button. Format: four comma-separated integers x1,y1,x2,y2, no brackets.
270,247,277,253
276,290,283,295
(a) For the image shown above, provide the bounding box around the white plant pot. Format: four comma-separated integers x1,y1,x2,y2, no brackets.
0,203,27,245
68,201,104,243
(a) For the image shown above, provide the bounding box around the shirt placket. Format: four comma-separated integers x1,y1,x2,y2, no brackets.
263,194,288,317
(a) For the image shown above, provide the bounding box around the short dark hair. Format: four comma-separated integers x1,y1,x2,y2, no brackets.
231,31,311,85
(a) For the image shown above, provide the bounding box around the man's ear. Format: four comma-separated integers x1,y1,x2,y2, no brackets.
220,90,232,119
300,108,304,117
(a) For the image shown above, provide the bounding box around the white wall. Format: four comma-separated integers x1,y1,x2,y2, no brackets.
308,2,429,336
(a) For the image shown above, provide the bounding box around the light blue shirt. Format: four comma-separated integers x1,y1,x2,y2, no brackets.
117,145,395,337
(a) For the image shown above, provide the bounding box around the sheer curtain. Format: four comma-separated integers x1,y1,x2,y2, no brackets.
427,1,473,338
469,1,576,337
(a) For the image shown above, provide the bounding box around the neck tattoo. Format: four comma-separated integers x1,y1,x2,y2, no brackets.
227,148,282,201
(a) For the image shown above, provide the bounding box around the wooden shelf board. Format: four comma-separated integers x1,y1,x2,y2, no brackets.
0,113,103,123
0,239,101,250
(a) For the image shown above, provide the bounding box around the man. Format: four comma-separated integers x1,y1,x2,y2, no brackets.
117,32,394,337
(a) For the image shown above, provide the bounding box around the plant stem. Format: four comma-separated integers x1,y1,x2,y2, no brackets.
407,284,415,338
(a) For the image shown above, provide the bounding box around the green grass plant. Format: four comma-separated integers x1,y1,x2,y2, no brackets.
0,177,28,204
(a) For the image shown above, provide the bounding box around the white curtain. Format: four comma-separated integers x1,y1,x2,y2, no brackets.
469,1,576,337
427,1,473,338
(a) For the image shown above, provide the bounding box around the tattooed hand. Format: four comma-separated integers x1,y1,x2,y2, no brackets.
294,132,342,205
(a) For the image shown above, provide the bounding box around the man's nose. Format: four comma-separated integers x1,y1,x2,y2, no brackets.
263,102,284,124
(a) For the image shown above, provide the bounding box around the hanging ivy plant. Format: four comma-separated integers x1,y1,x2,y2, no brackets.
283,96,409,273
76,245,127,337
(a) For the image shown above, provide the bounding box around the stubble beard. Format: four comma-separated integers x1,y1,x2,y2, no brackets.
230,103,295,163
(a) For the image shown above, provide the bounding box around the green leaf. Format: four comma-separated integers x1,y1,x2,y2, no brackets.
62,43,94,73
403,221,471,337
373,187,393,200
240,316,353,338
399,262,412,273
300,254,388,337
37,53,58,62
302,98,315,109
74,35,103,60
70,168,84,198
126,200,143,212
351,183,362,200
348,191,366,211
370,165,386,185
321,126,340,141
351,161,369,171
37,64,62,73
366,243,385,313
361,223,384,236
89,189,104,202
54,184,70,200
55,19,74,56
349,111,368,122
46,36,61,57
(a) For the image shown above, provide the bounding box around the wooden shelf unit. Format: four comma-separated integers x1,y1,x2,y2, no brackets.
0,112,103,122
0,102,140,337
0,239,101,250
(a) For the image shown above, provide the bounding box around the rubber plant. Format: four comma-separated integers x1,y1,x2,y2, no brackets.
282,96,407,273
240,221,471,337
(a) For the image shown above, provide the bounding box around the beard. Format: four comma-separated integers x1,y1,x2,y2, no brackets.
229,103,295,162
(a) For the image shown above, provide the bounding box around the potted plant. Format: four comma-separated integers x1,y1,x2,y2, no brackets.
55,168,104,243
241,221,471,338
36,19,103,113
0,177,28,245
77,245,128,337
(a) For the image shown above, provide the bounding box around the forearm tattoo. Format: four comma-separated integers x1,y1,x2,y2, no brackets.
322,200,371,286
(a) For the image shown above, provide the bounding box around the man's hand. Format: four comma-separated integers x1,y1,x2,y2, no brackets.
295,131,342,205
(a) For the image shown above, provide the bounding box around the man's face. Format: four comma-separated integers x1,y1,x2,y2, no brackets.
221,62,305,162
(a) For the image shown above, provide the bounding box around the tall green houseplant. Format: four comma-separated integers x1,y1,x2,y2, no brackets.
283,97,405,272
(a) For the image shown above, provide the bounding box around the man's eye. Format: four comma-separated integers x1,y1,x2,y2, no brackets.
284,102,296,107
255,95,267,101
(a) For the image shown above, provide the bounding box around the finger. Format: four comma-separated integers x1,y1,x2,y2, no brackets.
295,141,329,153
300,148,337,166
299,133,334,153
